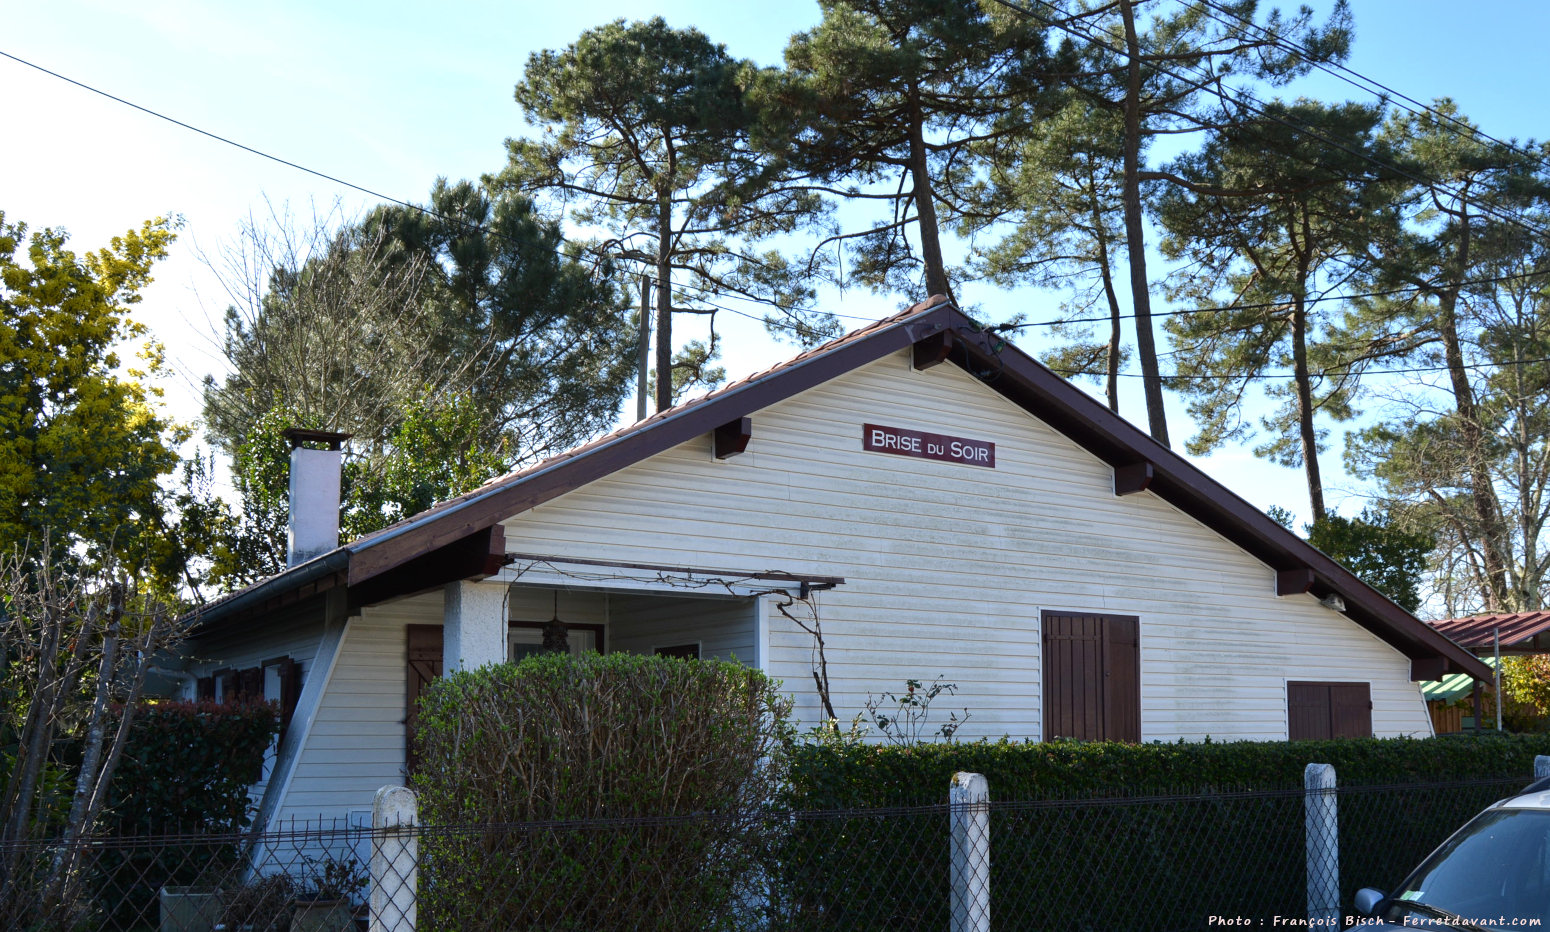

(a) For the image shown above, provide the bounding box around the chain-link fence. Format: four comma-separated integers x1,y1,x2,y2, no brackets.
0,774,1533,931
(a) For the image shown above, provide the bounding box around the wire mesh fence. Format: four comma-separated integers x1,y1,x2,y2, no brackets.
0,774,1533,932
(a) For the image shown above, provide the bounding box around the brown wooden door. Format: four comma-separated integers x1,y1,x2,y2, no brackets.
406,624,444,773
1042,612,1141,742
1288,681,1372,740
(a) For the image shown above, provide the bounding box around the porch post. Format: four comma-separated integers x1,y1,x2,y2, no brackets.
443,580,508,672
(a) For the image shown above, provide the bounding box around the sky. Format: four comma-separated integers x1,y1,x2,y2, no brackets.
3,0,1548,525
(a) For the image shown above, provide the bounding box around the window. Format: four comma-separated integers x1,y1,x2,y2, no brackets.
655,643,700,660
508,622,604,661
1042,611,1140,743
1287,681,1372,740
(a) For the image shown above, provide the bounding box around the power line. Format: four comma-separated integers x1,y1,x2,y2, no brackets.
990,268,1550,332
0,48,869,335
1190,0,1550,176
1054,352,1550,383
985,0,1550,244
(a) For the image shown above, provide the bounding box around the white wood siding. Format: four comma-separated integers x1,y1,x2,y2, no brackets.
609,594,756,663
497,349,1432,741
272,594,440,824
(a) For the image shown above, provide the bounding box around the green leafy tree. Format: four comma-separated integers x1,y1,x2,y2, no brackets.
0,211,187,581
1155,99,1399,521
970,96,1131,411
1348,249,1550,615
765,0,1055,303
502,18,833,413
1050,0,1352,447
203,397,507,590
364,179,637,456
1305,508,1433,613
1341,103,1550,610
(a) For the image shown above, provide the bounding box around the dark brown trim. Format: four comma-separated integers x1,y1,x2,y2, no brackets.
1113,462,1154,496
1410,657,1448,682
1276,568,1315,597
200,297,1486,683
348,525,508,596
505,552,844,589
281,428,352,450
346,303,951,584
913,330,954,370
714,417,752,459
509,620,606,655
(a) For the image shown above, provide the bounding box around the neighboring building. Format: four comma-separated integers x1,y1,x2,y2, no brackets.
178,298,1489,829
1424,612,1550,733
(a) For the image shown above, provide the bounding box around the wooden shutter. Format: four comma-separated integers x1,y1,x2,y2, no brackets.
1330,682,1373,738
238,666,263,703
1288,681,1372,740
1042,612,1141,743
406,625,444,774
196,677,215,701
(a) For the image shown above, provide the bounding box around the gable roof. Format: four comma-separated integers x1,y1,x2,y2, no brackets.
192,296,1489,681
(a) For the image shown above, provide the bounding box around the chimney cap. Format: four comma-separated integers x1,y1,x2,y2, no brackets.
281,428,353,451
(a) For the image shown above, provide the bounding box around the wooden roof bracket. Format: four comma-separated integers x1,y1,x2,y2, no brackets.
913,330,955,370
1276,568,1316,596
714,417,752,459
1114,462,1154,496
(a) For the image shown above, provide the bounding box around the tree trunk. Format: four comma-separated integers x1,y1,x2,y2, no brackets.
1093,214,1123,414
906,86,953,303
1289,299,1325,522
654,194,674,414
1120,0,1169,446
1438,288,1511,609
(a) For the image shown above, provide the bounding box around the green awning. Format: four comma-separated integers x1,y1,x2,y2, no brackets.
1420,656,1498,702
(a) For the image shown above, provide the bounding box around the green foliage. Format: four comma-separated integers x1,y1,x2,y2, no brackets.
1503,656,1550,719
412,653,793,932
785,732,1550,808
1306,508,1434,612
780,733,1547,930
106,700,279,834
0,211,188,584
767,0,1055,300
504,15,833,409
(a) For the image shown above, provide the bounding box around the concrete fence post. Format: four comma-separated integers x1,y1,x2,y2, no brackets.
371,785,418,932
1535,756,1550,782
950,771,990,932
1305,763,1338,928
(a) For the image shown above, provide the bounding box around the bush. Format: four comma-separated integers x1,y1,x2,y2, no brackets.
99,700,279,929
107,699,280,834
785,731,1550,807
412,652,793,932
778,733,1550,931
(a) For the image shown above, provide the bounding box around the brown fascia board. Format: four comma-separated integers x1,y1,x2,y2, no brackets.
343,303,957,585
944,317,1490,682
208,296,1483,681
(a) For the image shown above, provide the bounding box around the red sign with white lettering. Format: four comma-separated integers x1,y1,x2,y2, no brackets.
862,423,995,468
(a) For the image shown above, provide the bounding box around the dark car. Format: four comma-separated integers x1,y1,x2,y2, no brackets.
1354,783,1550,930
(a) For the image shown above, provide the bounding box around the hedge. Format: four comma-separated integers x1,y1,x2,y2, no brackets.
773,734,1550,931
785,732,1550,807
412,652,793,932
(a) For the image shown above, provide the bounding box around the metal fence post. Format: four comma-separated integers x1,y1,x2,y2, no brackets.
1305,763,1338,928
950,771,990,932
1535,756,1550,782
371,785,418,932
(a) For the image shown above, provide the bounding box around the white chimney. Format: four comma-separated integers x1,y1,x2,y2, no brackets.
282,428,351,567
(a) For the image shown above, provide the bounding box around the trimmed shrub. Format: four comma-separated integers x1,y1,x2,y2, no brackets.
107,699,280,834
412,652,793,932
99,700,278,929
785,732,1550,807
778,734,1550,931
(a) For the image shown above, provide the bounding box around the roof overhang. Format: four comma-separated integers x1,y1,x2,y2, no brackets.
185,299,1491,682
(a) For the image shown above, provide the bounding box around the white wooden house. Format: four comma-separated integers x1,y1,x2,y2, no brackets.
178,298,1488,829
